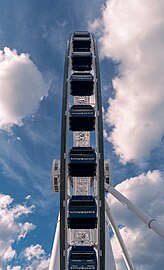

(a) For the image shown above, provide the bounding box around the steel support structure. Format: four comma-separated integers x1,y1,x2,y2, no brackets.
59,32,105,270
105,199,134,270
49,214,60,270
50,32,164,270
105,183,164,239
60,37,70,270
93,35,105,269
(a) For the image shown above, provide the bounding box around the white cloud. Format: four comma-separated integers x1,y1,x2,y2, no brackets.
0,193,13,208
90,0,164,163
0,47,48,130
23,244,45,262
0,193,50,269
25,195,31,201
23,244,50,270
18,222,35,240
107,170,164,269
0,193,35,267
7,266,21,270
37,259,50,270
3,246,16,263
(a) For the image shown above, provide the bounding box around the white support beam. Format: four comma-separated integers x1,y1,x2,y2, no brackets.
105,219,117,270
105,198,134,270
105,183,164,239
49,213,60,270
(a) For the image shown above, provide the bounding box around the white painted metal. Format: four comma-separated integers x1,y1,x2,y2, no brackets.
104,160,112,185
73,96,91,149
73,178,89,195
73,131,90,147
72,229,91,245
105,199,134,270
105,220,117,270
105,183,164,239
49,213,60,270
52,160,60,192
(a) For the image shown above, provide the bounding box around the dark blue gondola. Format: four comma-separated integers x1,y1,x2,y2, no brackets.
68,147,96,177
72,52,92,71
67,195,97,229
69,104,95,131
68,245,97,270
73,31,90,37
70,72,94,96
73,36,91,52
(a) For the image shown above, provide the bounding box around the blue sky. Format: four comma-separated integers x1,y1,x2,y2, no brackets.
0,0,164,269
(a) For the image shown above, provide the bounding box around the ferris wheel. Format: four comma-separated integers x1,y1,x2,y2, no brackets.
49,31,164,270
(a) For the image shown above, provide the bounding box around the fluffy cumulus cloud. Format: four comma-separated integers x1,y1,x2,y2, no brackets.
23,244,50,270
24,244,45,261
107,170,164,269
0,193,35,268
90,0,164,163
0,47,48,130
0,193,50,269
